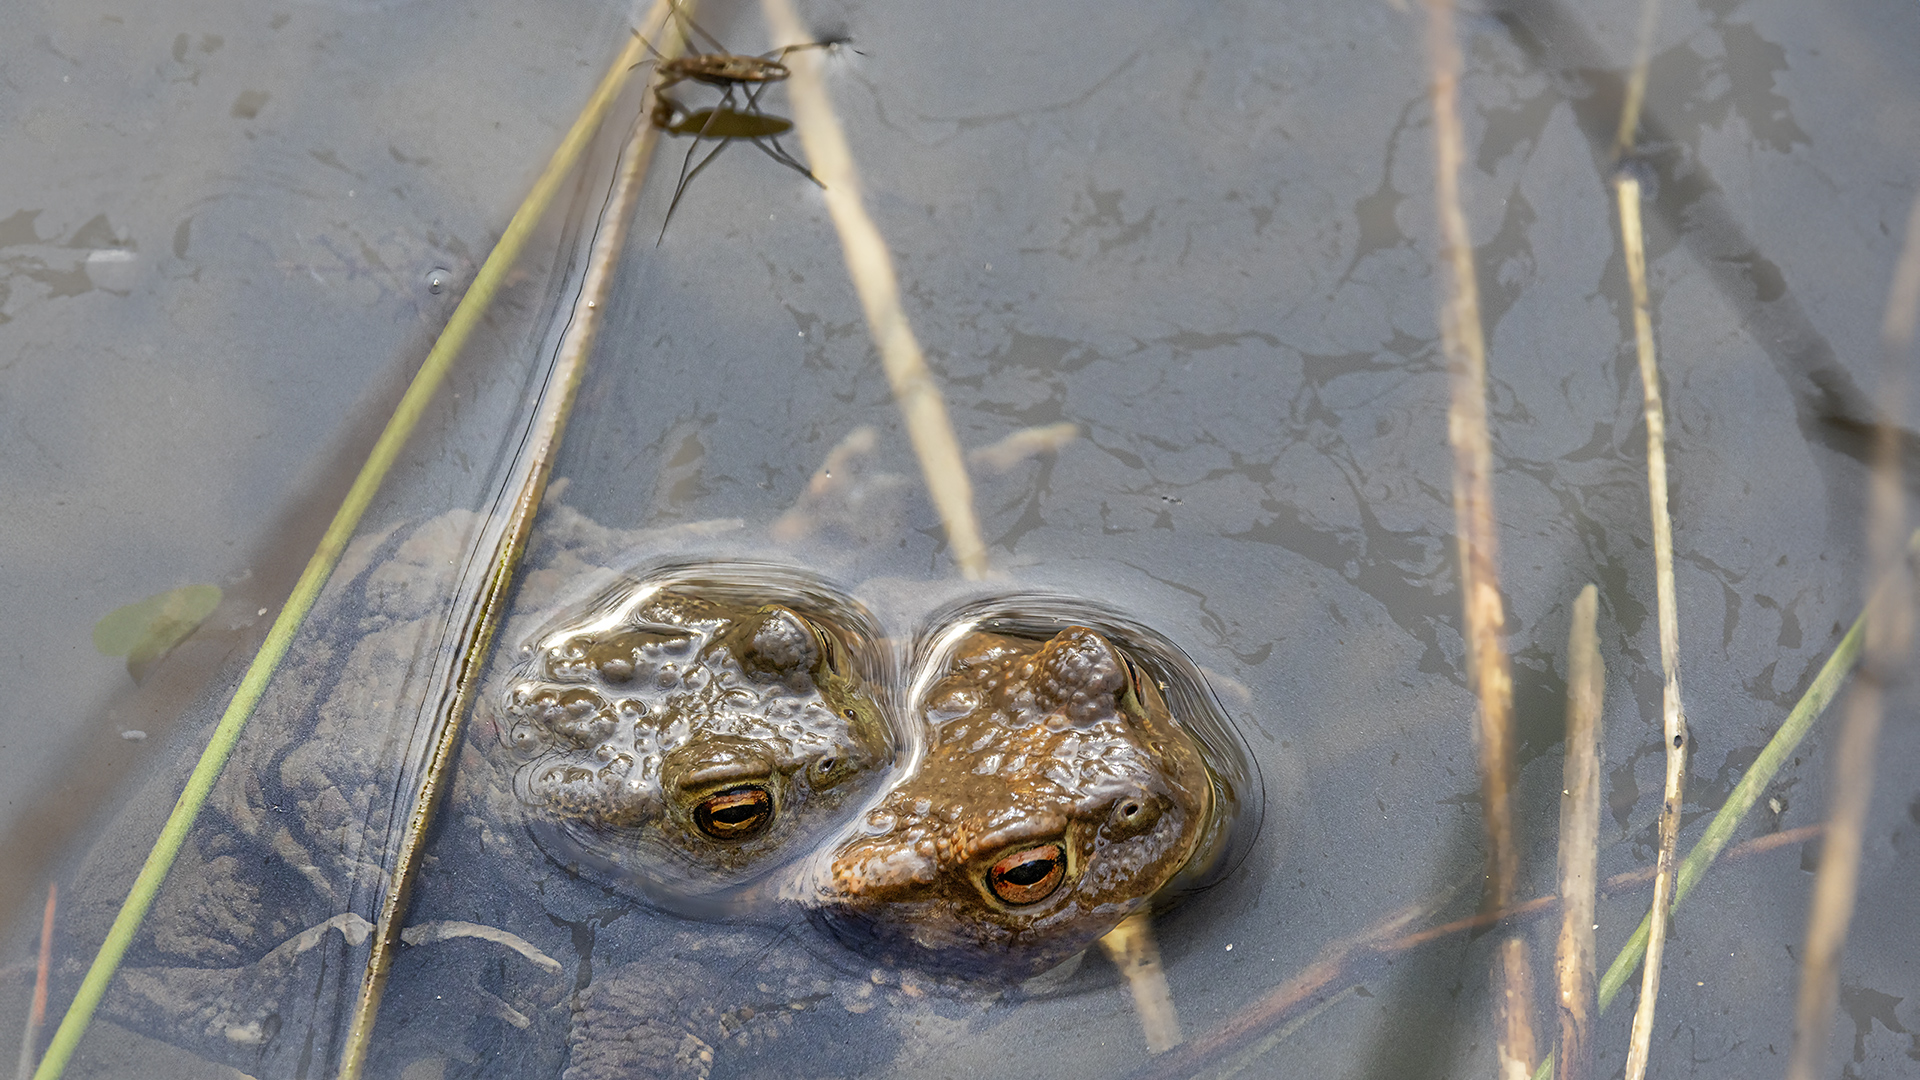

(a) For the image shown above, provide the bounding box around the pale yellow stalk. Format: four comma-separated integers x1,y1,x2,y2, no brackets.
1615,170,1687,1080
759,0,988,579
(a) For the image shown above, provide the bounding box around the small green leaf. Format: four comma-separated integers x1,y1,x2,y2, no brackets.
92,584,224,662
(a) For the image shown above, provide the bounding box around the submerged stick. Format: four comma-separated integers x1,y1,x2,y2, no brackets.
13,884,54,1080
1402,824,1819,950
1421,0,1537,1073
1554,586,1603,1080
1525,530,1920,1079
760,0,989,580
1098,911,1184,1054
333,8,690,1077
1785,193,1920,1080
1596,540,1920,1018
1616,171,1688,1080
30,26,662,1080
1128,827,1816,1080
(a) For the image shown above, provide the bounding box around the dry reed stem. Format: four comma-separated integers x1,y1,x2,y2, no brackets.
1125,826,1818,1080
1421,0,1536,1073
1555,586,1604,1080
1097,911,1184,1054
13,884,54,1080
1614,172,1687,1080
759,0,988,580
1785,193,1920,1080
1612,0,1666,157
335,14,686,1074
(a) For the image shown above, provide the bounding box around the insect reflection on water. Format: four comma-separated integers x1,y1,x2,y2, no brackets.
635,1,849,241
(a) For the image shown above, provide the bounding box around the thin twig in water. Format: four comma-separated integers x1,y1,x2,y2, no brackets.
1124,899,1435,1080
1527,531,1920,1080
1555,586,1603,1080
334,8,690,1075
1785,193,1920,1080
1400,824,1819,949
1421,0,1537,1073
29,24,662,1080
1594,544,1920,1020
1615,171,1686,1080
760,0,989,580
13,884,54,1080
1199,987,1358,1080
1128,827,1817,1080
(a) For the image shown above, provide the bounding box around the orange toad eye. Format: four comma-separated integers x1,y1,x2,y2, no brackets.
986,843,1066,905
693,786,773,840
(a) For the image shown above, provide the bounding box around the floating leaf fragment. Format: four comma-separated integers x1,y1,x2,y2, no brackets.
91,584,223,671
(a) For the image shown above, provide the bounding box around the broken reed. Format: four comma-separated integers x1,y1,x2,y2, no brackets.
1554,586,1603,1080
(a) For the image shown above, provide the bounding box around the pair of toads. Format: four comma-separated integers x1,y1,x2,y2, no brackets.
62,514,1257,1079
500,564,1251,980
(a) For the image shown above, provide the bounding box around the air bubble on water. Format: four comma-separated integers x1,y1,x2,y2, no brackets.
426,268,452,295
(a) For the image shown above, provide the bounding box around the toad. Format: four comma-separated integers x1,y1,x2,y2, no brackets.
499,567,897,905
55,514,912,1078
814,613,1250,978
57,507,1256,1080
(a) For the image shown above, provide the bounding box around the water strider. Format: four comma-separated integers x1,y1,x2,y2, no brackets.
636,1,843,241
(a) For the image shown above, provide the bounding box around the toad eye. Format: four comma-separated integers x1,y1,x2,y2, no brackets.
693,786,773,840
986,843,1066,905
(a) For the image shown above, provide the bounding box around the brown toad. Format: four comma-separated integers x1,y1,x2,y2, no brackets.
814,607,1252,978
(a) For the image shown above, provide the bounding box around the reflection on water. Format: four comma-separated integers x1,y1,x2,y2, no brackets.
9,0,1920,1075
641,0,841,241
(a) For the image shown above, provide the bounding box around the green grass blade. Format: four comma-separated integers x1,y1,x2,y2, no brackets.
30,36,651,1080
1594,587,1869,1013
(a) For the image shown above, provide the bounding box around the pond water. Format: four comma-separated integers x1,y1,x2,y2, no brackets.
5,0,1920,1076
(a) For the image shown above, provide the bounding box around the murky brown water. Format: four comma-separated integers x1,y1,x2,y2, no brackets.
5,0,1920,1075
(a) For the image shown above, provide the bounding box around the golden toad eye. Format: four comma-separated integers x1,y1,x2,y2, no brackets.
693,786,773,840
986,843,1066,905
